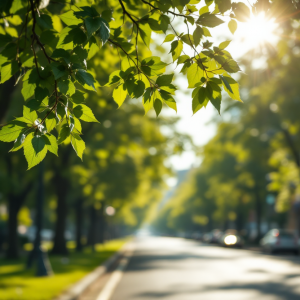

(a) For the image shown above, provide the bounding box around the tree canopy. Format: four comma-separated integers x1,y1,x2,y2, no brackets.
0,0,248,169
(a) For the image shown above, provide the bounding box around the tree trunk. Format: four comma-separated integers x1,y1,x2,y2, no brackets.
87,206,97,248
6,181,33,259
6,196,19,259
75,199,84,252
254,188,262,241
51,148,72,255
96,204,105,244
51,171,69,255
235,198,244,232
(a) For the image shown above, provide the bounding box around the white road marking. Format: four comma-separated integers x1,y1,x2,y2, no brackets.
96,244,134,300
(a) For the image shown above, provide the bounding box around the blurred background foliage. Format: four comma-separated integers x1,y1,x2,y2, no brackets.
153,1,300,240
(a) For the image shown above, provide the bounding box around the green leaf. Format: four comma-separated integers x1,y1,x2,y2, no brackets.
42,133,58,156
36,14,53,29
232,2,250,22
58,79,75,96
60,11,83,26
215,0,232,14
181,34,194,46
57,26,87,50
69,115,75,132
0,43,17,66
163,34,175,43
220,75,233,93
156,74,174,86
139,21,151,47
141,56,167,70
170,40,183,62
75,70,96,91
125,78,145,99
0,121,27,142
71,90,86,104
51,49,71,64
85,17,102,38
73,116,82,133
221,74,242,102
193,26,203,46
24,133,48,170
160,90,177,112
141,56,167,76
0,34,13,48
159,15,169,33
202,27,211,37
0,61,18,83
45,112,58,132
197,13,224,28
207,82,222,114
35,86,49,101
71,133,85,160
21,70,39,101
143,87,154,114
23,105,38,124
228,19,237,34
205,0,214,6
112,83,127,107
10,132,26,152
97,18,110,45
26,98,47,112
105,70,122,86
74,6,99,18
177,55,190,65
154,99,162,116
223,59,241,73
160,84,176,95
50,62,68,80
199,6,209,15
73,104,99,122
73,46,88,61
40,30,59,49
58,123,71,144
173,0,189,12
87,37,100,60
192,87,208,114
187,63,205,88
219,40,231,50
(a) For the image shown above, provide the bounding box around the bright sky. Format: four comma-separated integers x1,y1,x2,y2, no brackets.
156,0,279,172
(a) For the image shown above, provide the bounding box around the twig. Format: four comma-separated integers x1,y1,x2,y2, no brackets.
118,0,140,65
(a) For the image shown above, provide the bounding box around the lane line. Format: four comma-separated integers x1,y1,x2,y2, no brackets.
96,245,134,300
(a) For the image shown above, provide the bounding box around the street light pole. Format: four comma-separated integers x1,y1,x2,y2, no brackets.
26,161,53,276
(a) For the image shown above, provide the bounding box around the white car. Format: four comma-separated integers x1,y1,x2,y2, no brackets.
260,229,299,255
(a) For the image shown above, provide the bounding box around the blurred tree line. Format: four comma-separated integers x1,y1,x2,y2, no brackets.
153,1,300,240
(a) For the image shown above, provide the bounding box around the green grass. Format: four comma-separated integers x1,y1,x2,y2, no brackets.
0,239,128,300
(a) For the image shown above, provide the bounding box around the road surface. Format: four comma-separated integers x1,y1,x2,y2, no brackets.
96,237,300,300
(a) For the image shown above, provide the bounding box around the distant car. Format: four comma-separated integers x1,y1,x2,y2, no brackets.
219,229,244,248
260,229,299,255
203,229,223,244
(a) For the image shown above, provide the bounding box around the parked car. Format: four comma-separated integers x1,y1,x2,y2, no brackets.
219,229,244,248
260,229,299,255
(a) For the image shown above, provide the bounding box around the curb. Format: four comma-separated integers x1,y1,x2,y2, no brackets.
54,242,129,300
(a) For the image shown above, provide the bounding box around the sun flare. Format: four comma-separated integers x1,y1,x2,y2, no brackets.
239,12,278,49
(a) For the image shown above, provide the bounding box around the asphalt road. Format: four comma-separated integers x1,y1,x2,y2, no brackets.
107,236,300,300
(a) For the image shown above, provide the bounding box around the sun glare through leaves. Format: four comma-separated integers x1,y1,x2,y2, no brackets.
238,12,278,50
